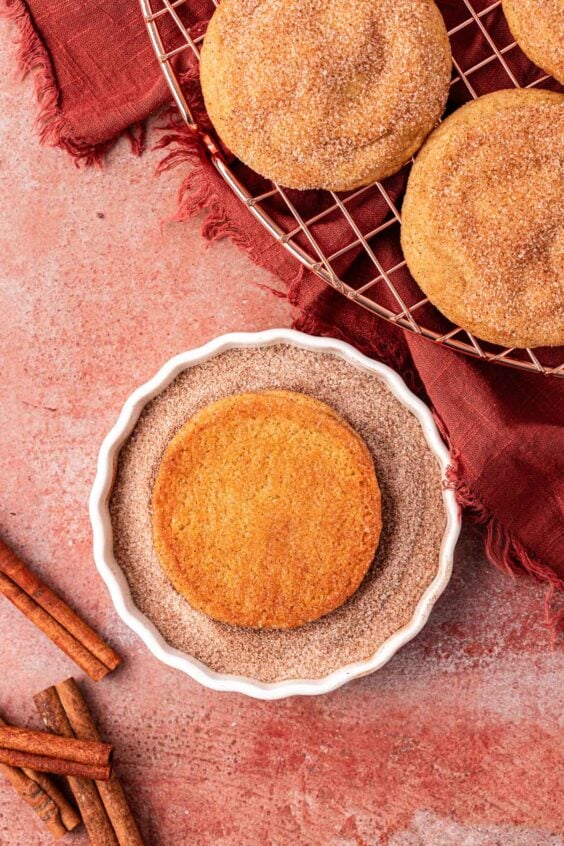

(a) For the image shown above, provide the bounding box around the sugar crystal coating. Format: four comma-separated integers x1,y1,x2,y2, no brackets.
502,0,564,84
402,89,564,349
201,0,452,190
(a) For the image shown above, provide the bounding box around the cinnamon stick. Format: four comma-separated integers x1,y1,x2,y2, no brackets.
0,748,112,781
0,727,112,768
0,725,112,780
56,678,145,846
0,764,69,839
0,538,121,681
35,686,120,846
20,769,81,836
0,716,81,840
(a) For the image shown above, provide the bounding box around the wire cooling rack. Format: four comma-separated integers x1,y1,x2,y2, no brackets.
140,0,563,377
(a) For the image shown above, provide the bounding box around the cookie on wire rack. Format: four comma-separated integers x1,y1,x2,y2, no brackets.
502,0,564,84
200,0,452,191
401,88,564,350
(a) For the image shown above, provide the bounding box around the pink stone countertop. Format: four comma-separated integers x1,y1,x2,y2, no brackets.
0,20,562,846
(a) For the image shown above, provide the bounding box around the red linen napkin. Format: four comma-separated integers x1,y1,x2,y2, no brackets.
3,0,563,627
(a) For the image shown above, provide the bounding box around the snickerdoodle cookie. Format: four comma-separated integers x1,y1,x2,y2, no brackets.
401,89,564,349
200,0,452,191
502,0,564,83
152,390,381,629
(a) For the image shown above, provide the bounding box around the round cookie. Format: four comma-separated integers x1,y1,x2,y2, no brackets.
152,390,382,629
502,0,564,84
401,89,564,349
200,0,452,191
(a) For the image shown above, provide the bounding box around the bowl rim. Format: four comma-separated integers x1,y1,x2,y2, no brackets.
89,328,461,700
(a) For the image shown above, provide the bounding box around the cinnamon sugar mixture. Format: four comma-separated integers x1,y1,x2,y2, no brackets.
109,345,446,682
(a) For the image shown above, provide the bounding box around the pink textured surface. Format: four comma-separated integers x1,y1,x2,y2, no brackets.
0,22,562,846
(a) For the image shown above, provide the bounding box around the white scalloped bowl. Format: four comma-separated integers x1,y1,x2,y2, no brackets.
89,329,460,699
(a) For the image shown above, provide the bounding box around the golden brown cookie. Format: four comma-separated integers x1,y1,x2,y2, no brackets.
152,390,381,629
502,0,564,83
200,0,452,191
401,89,564,349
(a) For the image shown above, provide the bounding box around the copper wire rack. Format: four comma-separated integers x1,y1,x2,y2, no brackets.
139,0,563,377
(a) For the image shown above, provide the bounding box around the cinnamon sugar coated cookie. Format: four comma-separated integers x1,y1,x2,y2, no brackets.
502,0,564,83
401,89,564,349
200,0,452,191
152,390,381,629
